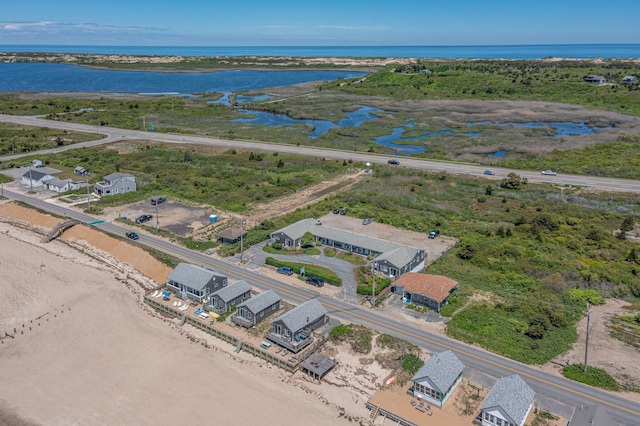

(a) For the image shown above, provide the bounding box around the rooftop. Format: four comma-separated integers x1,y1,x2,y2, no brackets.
412,350,465,394
167,263,223,291
237,289,281,313
481,375,535,426
393,273,459,303
211,279,251,303
272,298,327,333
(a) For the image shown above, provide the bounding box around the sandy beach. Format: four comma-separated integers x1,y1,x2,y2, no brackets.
0,212,365,425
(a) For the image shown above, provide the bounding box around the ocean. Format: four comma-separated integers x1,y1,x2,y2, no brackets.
1,44,639,59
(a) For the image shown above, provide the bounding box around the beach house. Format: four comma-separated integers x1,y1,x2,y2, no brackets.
232,289,282,328
266,298,328,353
479,375,535,426
391,273,459,312
205,279,252,314
165,263,227,302
411,350,465,408
94,172,136,196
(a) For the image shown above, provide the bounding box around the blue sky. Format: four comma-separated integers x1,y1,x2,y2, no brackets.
1,0,639,46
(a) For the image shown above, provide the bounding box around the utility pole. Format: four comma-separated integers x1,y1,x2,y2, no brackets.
240,219,244,263
142,116,146,131
86,178,91,210
155,203,159,232
29,163,33,193
584,303,591,373
371,261,376,306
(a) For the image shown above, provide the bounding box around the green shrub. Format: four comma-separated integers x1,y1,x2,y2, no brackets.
566,289,606,305
562,364,619,391
401,353,424,374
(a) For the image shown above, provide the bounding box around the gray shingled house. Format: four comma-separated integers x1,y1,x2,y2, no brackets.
165,263,227,302
205,279,252,314
94,172,136,196
271,218,425,279
479,375,535,426
232,289,281,328
411,350,465,408
266,298,328,353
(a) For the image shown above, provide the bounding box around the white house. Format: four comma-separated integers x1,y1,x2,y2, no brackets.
21,170,54,187
44,178,81,193
622,76,637,85
480,375,535,426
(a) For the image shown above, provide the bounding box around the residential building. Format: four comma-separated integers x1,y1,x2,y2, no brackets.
622,76,637,84
266,298,328,353
584,75,606,84
271,218,426,279
206,279,252,314
32,160,44,168
411,350,465,408
165,263,227,302
392,273,459,312
232,289,281,328
21,170,54,187
44,178,81,193
479,375,535,426
94,172,136,196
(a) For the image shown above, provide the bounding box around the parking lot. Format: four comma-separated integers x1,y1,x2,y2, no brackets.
101,199,221,237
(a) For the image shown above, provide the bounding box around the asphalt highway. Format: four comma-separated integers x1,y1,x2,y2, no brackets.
3,188,640,425
2,114,640,193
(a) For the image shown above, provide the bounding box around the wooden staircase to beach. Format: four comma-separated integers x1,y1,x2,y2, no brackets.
41,219,81,243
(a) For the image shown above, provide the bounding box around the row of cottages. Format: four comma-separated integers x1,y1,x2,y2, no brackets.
21,170,82,193
391,273,459,313
270,218,426,279
166,263,227,302
411,350,465,408
205,279,252,314
266,298,328,353
232,289,282,328
94,172,136,196
479,375,535,426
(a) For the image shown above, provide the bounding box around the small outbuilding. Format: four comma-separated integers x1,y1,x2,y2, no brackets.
74,166,90,176
301,353,336,382
217,227,246,244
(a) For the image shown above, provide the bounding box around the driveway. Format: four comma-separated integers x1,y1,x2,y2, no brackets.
233,242,360,304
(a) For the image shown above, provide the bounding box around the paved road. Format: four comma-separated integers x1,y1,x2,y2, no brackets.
2,114,640,193
3,188,639,425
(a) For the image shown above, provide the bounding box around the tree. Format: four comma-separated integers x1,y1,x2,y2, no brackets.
300,231,315,247
621,215,636,233
499,173,528,189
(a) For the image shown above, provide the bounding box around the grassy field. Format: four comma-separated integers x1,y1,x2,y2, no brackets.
0,122,97,156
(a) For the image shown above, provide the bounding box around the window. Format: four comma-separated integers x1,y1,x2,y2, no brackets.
484,412,490,421
496,419,502,426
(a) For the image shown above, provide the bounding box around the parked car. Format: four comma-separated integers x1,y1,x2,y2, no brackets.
541,170,557,176
125,231,139,240
277,266,294,276
362,218,373,225
428,229,440,239
151,196,166,205
135,214,153,224
388,159,400,165
333,208,340,214
306,276,324,287
483,170,495,175
339,208,349,215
